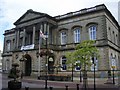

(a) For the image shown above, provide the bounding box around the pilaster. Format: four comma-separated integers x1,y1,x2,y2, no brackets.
32,26,36,45
23,28,26,46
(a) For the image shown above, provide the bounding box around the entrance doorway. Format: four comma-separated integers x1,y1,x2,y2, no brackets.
24,54,32,76
48,57,54,74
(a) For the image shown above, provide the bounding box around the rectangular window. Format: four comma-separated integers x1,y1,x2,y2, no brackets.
75,61,81,71
91,57,98,71
89,26,96,40
7,41,11,51
61,32,67,45
74,29,80,43
61,57,67,71
19,37,23,47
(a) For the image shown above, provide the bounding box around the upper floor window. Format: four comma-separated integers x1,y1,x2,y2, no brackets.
116,34,118,45
112,31,115,43
19,37,23,46
6,40,11,51
89,26,96,40
61,32,67,45
74,28,80,43
61,56,67,71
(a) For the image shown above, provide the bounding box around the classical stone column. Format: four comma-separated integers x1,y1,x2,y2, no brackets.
118,56,120,86
42,23,47,45
14,29,17,49
44,23,47,34
23,28,26,46
47,23,49,45
17,29,20,48
43,23,50,43
32,26,36,45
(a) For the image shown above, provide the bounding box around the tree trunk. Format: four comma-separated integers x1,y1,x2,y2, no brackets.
82,63,88,90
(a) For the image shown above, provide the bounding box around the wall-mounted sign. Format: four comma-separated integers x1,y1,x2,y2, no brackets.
21,44,34,50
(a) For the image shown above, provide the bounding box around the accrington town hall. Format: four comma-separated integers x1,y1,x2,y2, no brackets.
2,4,120,78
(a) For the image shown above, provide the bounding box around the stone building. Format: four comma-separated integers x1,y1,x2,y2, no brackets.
0,50,2,71
2,4,120,77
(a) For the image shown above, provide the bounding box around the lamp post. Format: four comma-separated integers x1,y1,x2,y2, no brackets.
111,57,116,84
71,63,74,82
45,32,48,89
112,67,115,84
92,56,96,90
79,64,82,82
36,52,40,79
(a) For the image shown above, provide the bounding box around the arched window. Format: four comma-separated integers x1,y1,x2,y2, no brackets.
61,32,67,45
89,26,97,40
74,28,80,43
61,56,67,70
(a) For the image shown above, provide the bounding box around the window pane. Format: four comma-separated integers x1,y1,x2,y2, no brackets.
89,26,96,40
74,29,80,43
61,56,67,70
61,32,67,45
91,57,98,71
7,41,11,51
75,61,81,71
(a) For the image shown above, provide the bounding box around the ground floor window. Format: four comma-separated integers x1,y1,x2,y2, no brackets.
61,56,67,71
91,57,98,71
75,61,81,71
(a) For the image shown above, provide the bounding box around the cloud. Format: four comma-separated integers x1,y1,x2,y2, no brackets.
0,41,3,51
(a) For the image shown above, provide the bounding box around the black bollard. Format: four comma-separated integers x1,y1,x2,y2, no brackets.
25,87,29,90
49,87,53,90
65,85,68,90
77,84,79,90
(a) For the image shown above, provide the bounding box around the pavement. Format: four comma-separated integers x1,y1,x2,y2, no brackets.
21,75,120,89
1,73,120,90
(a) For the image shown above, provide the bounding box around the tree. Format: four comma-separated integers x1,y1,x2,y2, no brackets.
66,52,75,68
66,40,99,88
66,52,75,81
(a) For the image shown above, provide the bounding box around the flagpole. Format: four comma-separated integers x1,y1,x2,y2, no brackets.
38,25,46,79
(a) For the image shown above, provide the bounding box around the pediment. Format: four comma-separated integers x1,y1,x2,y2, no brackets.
14,9,45,25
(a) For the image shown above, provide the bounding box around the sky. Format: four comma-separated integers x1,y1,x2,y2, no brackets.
0,0,120,51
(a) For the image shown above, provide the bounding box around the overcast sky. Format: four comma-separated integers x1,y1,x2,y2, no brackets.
0,0,119,51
